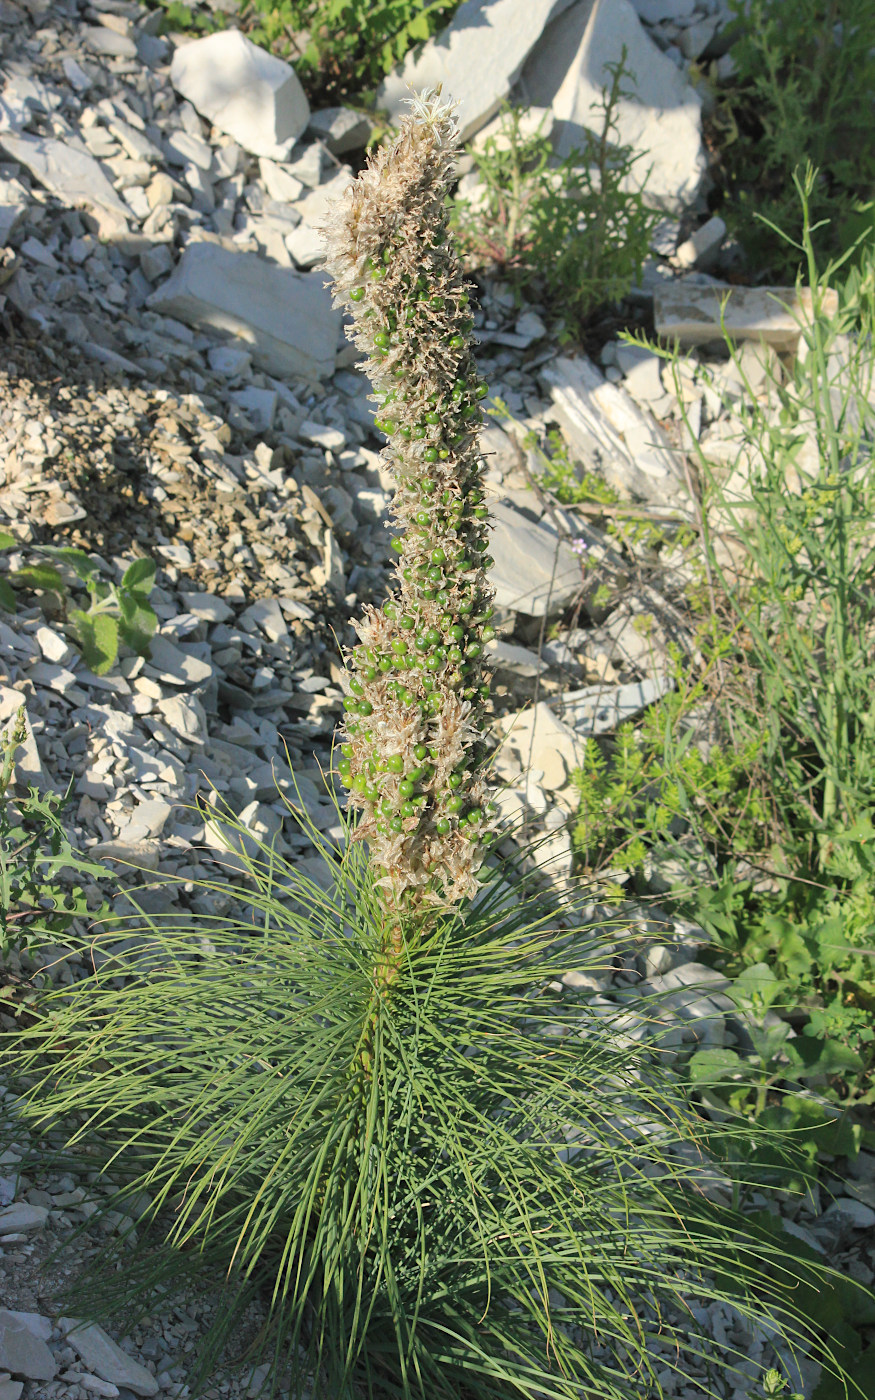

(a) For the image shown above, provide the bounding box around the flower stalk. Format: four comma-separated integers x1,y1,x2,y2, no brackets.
323,91,495,915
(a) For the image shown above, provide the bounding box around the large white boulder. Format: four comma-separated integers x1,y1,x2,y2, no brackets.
170,30,310,160
146,242,339,381
517,0,707,212
488,500,583,616
377,0,577,142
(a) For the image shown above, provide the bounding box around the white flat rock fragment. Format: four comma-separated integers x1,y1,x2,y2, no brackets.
59,1321,159,1398
378,0,577,142
654,283,839,353
518,0,706,212
558,675,672,735
179,591,235,623
143,634,214,686
306,106,371,154
541,354,685,503
147,242,339,380
82,26,136,58
170,30,309,160
284,221,324,269
498,701,585,791
0,133,129,228
674,214,726,270
489,501,583,617
0,1311,56,1382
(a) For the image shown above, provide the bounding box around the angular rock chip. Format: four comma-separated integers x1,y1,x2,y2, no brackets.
146,242,339,380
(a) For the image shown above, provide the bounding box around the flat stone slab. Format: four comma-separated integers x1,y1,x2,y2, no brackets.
489,500,583,616
654,283,839,352
0,133,129,229
0,1311,57,1381
170,30,309,160
558,675,672,734
517,0,706,212
59,1321,158,1398
378,0,577,142
0,1203,48,1234
146,242,339,381
541,355,685,503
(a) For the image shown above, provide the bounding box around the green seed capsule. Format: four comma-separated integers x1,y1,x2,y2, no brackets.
341,743,353,758
448,772,464,789
467,643,482,659
387,754,404,773
425,411,440,424
476,383,488,398
430,547,446,566
349,678,364,695
481,625,496,642
390,816,404,833
413,743,428,761
401,689,416,706
435,817,451,835
467,807,482,825
350,286,366,302
446,795,464,814
449,334,465,349
400,614,416,630
379,657,393,672
447,646,462,663
427,566,443,583
391,638,408,655
390,537,404,554
425,654,442,672
399,779,415,799
415,510,431,526
400,801,416,818
424,447,439,463
358,700,373,716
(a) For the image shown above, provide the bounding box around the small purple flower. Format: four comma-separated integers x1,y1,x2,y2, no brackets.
571,537,589,557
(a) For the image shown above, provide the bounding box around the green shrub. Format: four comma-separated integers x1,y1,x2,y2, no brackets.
716,0,875,278
571,170,875,1117
0,535,158,676
453,53,660,330
0,709,109,980
243,0,461,103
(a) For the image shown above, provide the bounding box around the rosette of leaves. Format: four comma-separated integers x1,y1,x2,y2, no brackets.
0,534,158,676
323,90,496,912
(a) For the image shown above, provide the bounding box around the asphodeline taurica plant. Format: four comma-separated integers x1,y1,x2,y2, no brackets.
323,90,496,911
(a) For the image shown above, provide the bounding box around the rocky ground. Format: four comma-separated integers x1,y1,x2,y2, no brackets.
1,0,873,1397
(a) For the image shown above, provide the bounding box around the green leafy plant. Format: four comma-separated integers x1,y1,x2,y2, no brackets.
715,0,875,277
454,54,661,328
239,0,460,103
0,708,109,972
0,534,158,675
571,170,875,1117
0,104,860,1400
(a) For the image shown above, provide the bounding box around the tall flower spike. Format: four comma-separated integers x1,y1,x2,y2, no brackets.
323,90,496,912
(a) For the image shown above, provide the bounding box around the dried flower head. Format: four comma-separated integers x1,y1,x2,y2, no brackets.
323,91,495,912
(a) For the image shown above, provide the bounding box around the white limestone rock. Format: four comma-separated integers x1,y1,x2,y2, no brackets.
654,283,838,353
488,500,583,616
0,1311,56,1382
558,675,673,735
170,30,310,160
59,1321,158,1398
517,0,707,213
306,106,371,154
540,354,686,503
146,242,339,380
0,133,129,230
378,0,578,142
497,702,586,791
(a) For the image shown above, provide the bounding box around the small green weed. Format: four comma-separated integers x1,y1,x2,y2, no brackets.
242,0,461,103
454,52,660,329
0,534,158,676
0,710,109,977
714,0,875,278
